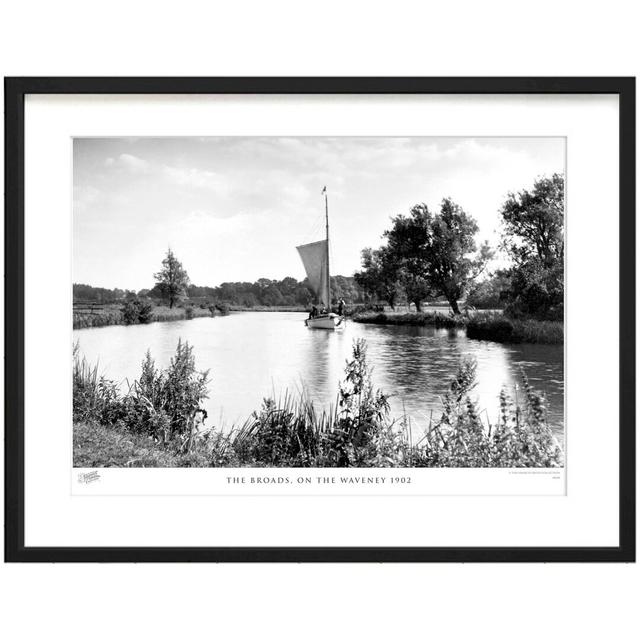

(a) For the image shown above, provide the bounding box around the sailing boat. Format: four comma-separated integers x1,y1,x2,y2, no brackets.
296,187,345,330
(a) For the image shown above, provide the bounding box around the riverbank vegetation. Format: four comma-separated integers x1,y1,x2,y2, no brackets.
465,314,563,344
74,339,563,468
351,310,467,329
74,248,233,329
73,302,226,329
350,309,563,344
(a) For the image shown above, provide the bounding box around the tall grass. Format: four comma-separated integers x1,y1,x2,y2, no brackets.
351,310,466,329
466,314,563,344
73,303,212,329
353,309,563,344
228,305,303,312
73,306,124,329
73,343,122,424
73,339,563,468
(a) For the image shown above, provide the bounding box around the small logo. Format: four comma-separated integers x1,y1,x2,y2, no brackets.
78,470,101,484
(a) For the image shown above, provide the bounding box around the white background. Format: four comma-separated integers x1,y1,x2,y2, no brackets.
1,1,638,639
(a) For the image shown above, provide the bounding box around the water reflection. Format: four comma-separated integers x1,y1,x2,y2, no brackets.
74,312,564,435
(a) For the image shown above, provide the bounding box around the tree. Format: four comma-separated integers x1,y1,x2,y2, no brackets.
466,270,511,309
500,174,564,320
153,248,190,308
503,260,564,319
278,276,299,305
73,283,126,304
262,283,285,306
294,279,314,306
501,173,564,267
331,275,365,306
354,247,402,309
384,200,491,314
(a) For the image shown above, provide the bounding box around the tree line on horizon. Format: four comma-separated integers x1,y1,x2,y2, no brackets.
73,271,366,309
74,173,563,319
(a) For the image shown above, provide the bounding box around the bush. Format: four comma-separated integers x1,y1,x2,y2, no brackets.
335,338,390,461
137,300,153,323
503,261,564,321
412,362,563,467
121,297,154,325
73,340,209,443
466,315,514,342
124,340,209,440
185,306,195,320
122,300,139,324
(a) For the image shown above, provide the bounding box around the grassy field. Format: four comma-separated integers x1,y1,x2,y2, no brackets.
74,421,213,467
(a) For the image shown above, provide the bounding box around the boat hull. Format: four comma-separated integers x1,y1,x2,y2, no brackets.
305,313,345,330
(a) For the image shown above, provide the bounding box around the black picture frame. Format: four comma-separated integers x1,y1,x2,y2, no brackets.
4,77,635,563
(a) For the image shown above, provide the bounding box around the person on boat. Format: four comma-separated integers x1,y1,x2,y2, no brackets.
337,298,345,316
309,305,318,319
320,305,327,316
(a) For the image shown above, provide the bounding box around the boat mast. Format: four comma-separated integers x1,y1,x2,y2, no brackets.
324,187,331,309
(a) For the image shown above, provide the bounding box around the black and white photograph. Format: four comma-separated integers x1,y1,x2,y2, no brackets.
4,74,634,570
72,136,565,470
2,2,637,635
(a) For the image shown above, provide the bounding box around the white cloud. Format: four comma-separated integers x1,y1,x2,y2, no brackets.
183,209,249,232
162,165,230,194
108,153,149,172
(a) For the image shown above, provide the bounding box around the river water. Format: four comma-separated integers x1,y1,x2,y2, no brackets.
73,312,564,436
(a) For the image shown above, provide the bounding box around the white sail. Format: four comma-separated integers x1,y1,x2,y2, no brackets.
296,239,329,307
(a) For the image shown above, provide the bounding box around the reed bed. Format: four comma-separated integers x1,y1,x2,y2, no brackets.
149,305,211,323
351,310,467,329
73,339,563,468
466,314,563,344
73,305,124,329
353,309,563,344
73,303,212,329
228,305,307,313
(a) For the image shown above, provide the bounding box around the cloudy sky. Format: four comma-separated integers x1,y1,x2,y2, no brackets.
73,137,564,290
